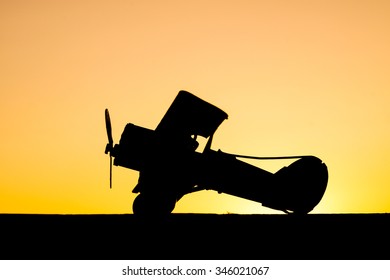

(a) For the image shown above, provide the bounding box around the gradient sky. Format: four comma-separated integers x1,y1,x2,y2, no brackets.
1,0,389,214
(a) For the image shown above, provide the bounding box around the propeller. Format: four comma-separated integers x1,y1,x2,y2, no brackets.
104,108,114,189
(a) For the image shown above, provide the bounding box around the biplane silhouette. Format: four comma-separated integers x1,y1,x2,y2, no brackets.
104,90,328,216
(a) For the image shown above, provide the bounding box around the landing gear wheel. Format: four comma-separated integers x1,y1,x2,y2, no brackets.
132,192,176,217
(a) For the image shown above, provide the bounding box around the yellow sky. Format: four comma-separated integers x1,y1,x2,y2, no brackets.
1,0,389,214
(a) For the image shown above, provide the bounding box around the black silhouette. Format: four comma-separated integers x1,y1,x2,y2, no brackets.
1,213,390,260
104,90,328,216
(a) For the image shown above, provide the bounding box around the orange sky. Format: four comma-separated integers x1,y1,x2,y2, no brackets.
1,0,389,214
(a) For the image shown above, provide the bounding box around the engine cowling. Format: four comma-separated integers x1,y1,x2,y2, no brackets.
112,123,156,171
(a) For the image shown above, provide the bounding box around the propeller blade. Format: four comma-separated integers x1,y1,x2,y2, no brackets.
110,154,112,189
105,108,114,189
105,108,113,147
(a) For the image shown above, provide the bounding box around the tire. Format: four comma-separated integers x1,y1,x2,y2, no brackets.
132,192,176,217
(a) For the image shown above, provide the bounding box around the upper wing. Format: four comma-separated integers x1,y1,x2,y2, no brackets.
155,90,228,139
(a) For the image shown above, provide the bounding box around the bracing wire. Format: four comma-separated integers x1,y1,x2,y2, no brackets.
221,151,311,160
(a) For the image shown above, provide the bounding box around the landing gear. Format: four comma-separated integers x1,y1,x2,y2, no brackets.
132,191,176,216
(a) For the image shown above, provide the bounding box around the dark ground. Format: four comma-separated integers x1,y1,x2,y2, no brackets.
0,213,388,260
